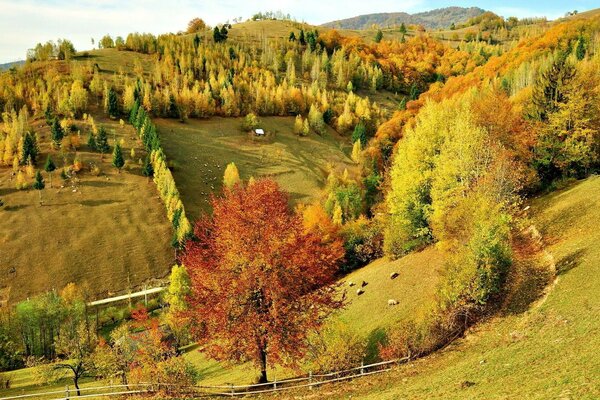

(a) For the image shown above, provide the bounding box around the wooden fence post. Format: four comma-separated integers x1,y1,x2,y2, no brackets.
309,371,313,390
229,383,234,395
360,361,365,376
274,376,277,390
65,385,70,400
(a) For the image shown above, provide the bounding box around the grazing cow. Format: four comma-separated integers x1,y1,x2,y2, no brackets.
357,289,364,295
388,299,398,306
390,272,399,279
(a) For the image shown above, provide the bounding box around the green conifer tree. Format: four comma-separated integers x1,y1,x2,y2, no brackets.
87,131,97,150
21,132,39,164
51,118,64,148
44,155,56,188
32,170,45,205
112,143,125,172
107,88,119,118
96,126,110,155
142,154,154,178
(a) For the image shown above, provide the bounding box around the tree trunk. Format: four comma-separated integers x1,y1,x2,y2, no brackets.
258,346,268,384
74,374,80,396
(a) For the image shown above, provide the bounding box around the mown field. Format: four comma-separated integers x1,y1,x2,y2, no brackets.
0,115,173,305
287,176,600,399
157,116,356,220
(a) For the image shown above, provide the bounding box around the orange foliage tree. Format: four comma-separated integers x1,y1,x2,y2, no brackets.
183,179,344,383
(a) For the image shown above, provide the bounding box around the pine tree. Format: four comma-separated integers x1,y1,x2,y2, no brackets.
576,36,586,61
352,121,367,146
375,30,383,43
213,26,222,43
289,31,296,42
44,155,56,188
32,170,45,205
142,154,154,178
21,132,39,165
44,105,53,126
96,126,110,155
112,143,125,172
299,29,306,46
399,23,407,34
87,131,97,150
107,88,119,118
51,118,64,148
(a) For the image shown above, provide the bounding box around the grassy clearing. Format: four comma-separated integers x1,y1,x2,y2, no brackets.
74,48,154,78
157,116,355,221
0,366,104,399
0,114,173,305
285,176,600,399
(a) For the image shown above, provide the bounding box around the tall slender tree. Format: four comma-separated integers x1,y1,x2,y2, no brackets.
32,170,45,205
44,155,56,188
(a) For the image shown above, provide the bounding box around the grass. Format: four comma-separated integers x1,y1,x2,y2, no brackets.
0,366,104,399
0,114,173,305
282,175,600,399
179,246,443,386
156,116,355,221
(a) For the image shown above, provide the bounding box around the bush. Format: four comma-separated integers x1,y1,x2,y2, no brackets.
340,216,383,272
304,322,366,374
89,163,101,176
241,112,260,131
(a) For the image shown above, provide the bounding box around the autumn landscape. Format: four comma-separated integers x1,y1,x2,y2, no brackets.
0,1,599,399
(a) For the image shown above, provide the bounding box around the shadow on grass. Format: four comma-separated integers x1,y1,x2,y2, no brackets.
365,327,387,363
3,204,28,212
0,187,18,197
79,199,124,207
556,248,586,276
80,180,125,188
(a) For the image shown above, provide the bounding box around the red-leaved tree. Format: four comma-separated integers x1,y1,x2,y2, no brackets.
183,179,344,383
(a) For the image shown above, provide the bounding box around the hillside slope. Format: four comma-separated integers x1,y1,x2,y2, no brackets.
290,176,600,399
321,7,486,30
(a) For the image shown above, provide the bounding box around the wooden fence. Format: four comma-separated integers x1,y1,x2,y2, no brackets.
0,357,409,399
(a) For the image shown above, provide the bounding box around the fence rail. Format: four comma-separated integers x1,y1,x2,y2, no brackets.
0,357,409,400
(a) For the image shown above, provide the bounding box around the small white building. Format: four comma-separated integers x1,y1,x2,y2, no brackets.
254,128,265,136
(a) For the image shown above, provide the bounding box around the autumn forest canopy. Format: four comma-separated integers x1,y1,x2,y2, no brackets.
0,5,599,398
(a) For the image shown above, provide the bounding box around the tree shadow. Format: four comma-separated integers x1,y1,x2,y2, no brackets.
556,248,586,276
79,180,125,188
364,327,387,363
0,187,18,197
79,199,123,207
3,204,28,212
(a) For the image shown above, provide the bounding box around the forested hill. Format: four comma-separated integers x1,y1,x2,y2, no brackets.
321,6,486,29
0,60,25,71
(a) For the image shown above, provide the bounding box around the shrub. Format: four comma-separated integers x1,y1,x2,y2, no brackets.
340,216,383,272
304,322,366,374
241,113,260,131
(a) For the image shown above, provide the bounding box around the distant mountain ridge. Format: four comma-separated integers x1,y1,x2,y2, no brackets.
321,7,487,30
0,60,24,71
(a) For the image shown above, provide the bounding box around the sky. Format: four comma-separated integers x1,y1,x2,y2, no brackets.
0,0,598,63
